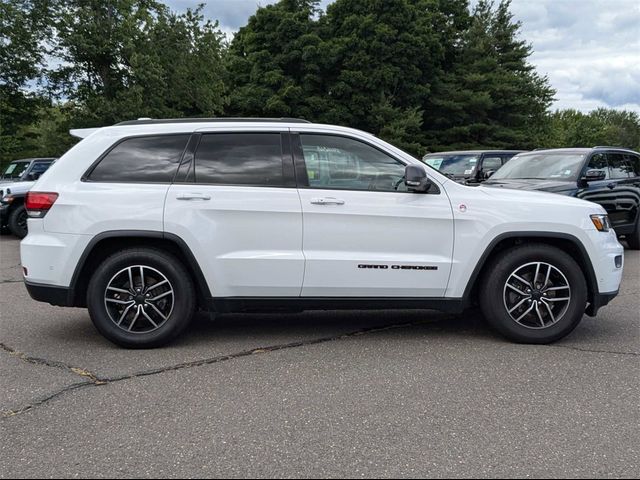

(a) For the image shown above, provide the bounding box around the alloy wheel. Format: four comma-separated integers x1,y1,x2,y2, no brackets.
104,265,174,334
503,262,571,329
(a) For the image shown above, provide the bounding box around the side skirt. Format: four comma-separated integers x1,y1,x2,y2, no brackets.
209,297,466,314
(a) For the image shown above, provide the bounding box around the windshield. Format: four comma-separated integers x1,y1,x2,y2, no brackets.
490,153,586,181
2,161,30,180
422,154,480,176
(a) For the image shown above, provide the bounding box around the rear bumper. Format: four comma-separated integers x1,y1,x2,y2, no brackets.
24,281,72,307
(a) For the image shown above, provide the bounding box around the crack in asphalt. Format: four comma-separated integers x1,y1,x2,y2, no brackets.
0,342,104,384
0,279,22,284
549,344,639,357
1,319,434,418
2,382,95,417
3,315,638,419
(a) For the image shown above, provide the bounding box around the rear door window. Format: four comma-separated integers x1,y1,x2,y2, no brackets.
608,153,632,179
88,135,190,183
194,133,285,186
481,156,502,171
29,162,53,175
624,154,640,177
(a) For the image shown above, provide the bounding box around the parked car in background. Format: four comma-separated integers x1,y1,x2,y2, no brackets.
484,147,640,249
422,150,524,183
0,158,56,238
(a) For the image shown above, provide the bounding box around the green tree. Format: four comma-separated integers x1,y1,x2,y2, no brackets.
0,0,54,164
425,0,555,150
317,0,453,154
49,1,227,126
226,0,324,119
545,108,640,150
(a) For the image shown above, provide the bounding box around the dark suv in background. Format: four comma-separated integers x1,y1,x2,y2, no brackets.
422,150,524,184
484,147,640,249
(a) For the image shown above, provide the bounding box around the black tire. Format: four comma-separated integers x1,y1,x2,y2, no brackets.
87,248,196,348
8,204,28,239
625,218,640,250
479,243,588,344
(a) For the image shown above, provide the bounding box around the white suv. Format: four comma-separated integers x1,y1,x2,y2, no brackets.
21,119,624,348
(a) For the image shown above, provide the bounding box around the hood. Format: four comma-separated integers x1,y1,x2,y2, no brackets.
483,178,577,193
0,180,35,196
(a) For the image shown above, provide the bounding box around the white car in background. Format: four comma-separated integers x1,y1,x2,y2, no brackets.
0,158,55,238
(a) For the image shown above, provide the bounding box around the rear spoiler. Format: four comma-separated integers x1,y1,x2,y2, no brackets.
69,128,100,139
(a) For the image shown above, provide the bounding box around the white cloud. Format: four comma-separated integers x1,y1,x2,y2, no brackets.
510,0,640,112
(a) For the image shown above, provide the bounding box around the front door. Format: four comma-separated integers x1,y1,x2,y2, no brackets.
292,133,454,298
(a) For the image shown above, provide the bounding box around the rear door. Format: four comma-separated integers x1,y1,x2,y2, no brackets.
292,132,454,298
577,152,614,215
164,130,304,297
607,152,640,232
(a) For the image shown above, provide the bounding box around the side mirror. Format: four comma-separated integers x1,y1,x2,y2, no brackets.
582,169,606,182
484,170,496,180
405,165,431,193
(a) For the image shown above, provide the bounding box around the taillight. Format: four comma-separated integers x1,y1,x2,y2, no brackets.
25,192,59,218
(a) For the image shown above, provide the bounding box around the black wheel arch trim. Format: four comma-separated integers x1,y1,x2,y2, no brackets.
461,231,600,314
67,230,211,307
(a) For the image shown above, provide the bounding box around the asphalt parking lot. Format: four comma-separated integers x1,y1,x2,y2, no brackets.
0,235,638,478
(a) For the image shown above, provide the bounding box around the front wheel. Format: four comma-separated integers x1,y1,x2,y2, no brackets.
479,244,588,344
87,248,196,348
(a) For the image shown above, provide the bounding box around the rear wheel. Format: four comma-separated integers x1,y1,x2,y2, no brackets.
479,244,588,344
87,248,195,348
8,205,28,238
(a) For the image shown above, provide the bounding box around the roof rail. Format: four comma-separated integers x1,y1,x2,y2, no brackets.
114,117,311,126
593,145,626,149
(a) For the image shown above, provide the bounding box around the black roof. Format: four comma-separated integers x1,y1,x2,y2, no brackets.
522,147,639,155
423,150,526,156
115,117,311,126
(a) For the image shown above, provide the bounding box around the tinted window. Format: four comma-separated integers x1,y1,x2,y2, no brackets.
482,156,502,171
423,154,479,176
625,154,640,177
301,134,407,192
89,135,189,183
29,162,53,174
586,153,609,180
194,133,284,186
608,153,632,179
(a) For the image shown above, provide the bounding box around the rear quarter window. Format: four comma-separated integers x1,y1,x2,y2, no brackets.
87,135,190,183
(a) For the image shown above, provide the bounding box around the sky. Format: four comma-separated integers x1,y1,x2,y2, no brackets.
166,0,640,113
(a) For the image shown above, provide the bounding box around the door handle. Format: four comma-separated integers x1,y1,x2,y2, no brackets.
176,193,211,201
607,183,616,190
310,197,345,205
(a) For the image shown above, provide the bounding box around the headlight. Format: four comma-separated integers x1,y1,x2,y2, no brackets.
590,214,611,232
